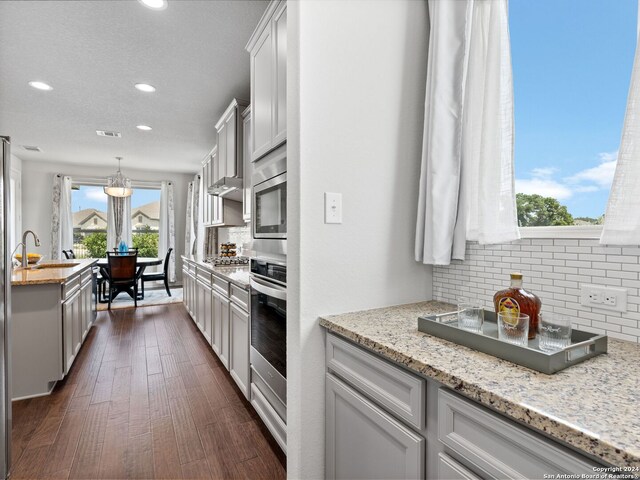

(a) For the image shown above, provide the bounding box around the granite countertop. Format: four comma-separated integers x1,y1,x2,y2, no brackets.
320,301,640,470
182,255,250,289
12,258,97,286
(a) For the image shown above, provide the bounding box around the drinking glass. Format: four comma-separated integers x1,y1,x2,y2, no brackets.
457,302,484,333
538,313,572,352
497,312,529,346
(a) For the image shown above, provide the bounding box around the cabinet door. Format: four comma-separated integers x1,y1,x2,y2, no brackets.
242,108,252,221
82,281,92,340
437,453,481,480
72,291,82,357
203,282,213,345
326,374,425,480
229,302,250,398
196,279,208,333
211,291,221,355
225,110,237,177
217,125,227,181
272,3,287,146
219,295,230,369
250,25,274,160
63,290,81,375
182,267,190,314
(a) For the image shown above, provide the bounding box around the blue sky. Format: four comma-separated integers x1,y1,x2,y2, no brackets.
510,0,637,218
72,185,160,213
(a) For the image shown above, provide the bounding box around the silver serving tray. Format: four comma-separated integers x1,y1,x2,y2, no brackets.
418,309,607,374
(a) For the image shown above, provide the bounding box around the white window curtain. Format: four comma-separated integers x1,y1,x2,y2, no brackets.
184,181,194,256
107,196,132,251
600,6,640,244
50,175,73,260
159,180,176,282
415,0,520,266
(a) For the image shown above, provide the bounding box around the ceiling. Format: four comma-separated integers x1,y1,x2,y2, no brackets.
0,0,268,173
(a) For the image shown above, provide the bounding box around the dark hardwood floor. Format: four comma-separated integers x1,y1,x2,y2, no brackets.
10,303,286,479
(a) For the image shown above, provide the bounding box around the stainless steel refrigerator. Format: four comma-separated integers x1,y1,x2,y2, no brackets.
0,136,11,479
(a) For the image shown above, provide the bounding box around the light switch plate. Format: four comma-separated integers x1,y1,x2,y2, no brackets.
324,192,342,224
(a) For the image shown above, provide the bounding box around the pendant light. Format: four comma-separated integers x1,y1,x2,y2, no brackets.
104,157,133,197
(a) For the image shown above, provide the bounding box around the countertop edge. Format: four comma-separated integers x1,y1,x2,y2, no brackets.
319,316,638,470
11,259,98,286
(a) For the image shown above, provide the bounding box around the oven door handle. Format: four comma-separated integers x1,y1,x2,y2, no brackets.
250,277,287,301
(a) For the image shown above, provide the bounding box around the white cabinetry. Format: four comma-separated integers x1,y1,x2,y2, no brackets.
12,263,96,400
242,105,252,221
325,333,607,480
181,257,250,399
229,285,250,398
246,0,287,161
201,146,244,227
215,99,248,182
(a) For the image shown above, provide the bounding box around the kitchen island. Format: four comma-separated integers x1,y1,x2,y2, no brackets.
11,259,97,399
321,301,640,478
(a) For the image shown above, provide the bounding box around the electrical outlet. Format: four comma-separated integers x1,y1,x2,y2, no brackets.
580,284,628,312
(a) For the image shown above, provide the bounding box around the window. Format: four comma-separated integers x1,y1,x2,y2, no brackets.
131,188,160,258
72,185,107,258
510,0,637,232
71,184,161,258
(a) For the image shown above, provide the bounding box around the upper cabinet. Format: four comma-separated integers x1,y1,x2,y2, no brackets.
242,105,252,221
202,146,244,227
246,0,287,162
215,98,249,183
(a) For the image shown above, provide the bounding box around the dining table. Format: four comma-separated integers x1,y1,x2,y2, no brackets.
95,256,163,302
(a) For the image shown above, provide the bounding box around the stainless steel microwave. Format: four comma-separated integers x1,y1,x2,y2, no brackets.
253,171,286,239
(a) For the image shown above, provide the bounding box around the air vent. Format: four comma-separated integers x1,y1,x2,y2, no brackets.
22,145,41,152
96,130,122,138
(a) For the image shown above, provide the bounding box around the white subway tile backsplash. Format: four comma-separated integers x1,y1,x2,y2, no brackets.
433,239,640,344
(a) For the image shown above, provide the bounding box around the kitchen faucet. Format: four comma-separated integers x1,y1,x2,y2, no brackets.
21,230,40,268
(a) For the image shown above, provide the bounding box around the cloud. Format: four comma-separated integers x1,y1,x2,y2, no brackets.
83,186,107,204
515,178,574,200
565,151,617,189
516,151,618,201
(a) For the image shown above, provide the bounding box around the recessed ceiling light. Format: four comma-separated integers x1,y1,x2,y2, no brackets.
134,83,156,93
28,81,53,91
136,125,152,131
138,0,167,11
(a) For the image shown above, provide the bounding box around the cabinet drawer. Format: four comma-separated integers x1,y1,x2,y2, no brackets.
438,388,600,479
212,274,229,296
437,453,481,480
326,333,425,430
196,267,211,284
230,284,249,311
80,269,93,286
63,275,81,299
187,261,196,274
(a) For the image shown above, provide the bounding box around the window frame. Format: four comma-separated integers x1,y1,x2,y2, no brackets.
519,225,602,239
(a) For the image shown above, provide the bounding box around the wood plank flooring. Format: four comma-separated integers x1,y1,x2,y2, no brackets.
11,304,286,480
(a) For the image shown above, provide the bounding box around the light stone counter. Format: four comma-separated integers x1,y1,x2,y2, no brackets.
320,301,640,470
11,258,97,286
182,255,250,289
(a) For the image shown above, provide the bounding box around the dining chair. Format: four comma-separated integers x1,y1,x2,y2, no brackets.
104,252,141,309
112,247,139,255
141,248,173,298
62,249,75,259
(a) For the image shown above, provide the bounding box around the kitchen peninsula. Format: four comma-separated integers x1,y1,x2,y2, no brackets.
321,301,640,479
11,259,97,400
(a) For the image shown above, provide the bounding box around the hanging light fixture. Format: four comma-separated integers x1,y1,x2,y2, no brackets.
104,157,133,197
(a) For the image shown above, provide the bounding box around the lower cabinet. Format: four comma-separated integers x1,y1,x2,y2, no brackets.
212,290,230,368
325,332,608,480
229,301,250,398
326,373,425,480
182,258,250,400
63,288,81,375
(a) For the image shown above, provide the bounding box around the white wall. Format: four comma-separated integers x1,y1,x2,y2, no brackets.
288,1,432,477
20,159,193,282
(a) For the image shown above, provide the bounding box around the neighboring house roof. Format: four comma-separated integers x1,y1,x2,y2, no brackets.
73,201,160,229
131,201,160,221
73,208,107,228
